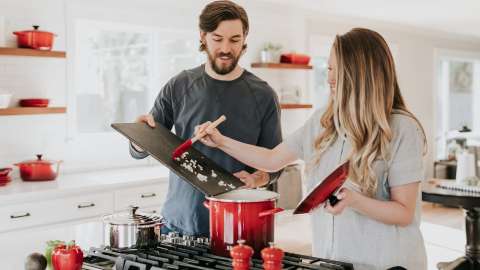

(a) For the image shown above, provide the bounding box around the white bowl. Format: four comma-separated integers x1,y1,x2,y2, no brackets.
0,93,12,108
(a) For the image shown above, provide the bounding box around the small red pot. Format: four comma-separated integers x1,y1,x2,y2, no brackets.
14,154,62,181
13,25,56,51
204,189,283,257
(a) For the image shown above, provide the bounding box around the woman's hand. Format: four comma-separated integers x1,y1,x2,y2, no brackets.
324,187,359,215
194,121,226,148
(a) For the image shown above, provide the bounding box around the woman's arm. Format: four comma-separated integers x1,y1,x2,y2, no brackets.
219,137,297,172
326,182,419,227
196,123,298,172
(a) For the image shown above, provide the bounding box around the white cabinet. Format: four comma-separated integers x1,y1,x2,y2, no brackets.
0,183,168,233
0,192,113,233
114,183,168,211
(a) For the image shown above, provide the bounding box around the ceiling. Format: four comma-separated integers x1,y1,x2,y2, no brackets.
259,0,480,39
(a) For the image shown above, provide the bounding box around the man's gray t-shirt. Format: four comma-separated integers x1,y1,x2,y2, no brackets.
130,65,282,236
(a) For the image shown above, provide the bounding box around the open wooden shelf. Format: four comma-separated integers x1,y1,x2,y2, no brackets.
0,47,66,58
280,103,313,109
0,107,66,116
251,63,313,70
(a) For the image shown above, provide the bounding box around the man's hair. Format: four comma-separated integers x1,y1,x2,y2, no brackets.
199,0,249,51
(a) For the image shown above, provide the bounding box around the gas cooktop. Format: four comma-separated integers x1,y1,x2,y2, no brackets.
82,233,353,270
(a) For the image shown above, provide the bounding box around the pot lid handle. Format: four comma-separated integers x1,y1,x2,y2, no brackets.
129,205,139,216
36,154,42,161
33,25,39,30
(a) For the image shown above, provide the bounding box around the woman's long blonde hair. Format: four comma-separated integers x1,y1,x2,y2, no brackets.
314,28,426,197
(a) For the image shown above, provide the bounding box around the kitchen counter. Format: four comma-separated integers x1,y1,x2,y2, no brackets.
0,165,170,205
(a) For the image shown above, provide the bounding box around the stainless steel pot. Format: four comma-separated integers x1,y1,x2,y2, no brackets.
102,206,163,249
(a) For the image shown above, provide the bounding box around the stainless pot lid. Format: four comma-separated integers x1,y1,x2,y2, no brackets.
206,189,279,203
102,206,162,226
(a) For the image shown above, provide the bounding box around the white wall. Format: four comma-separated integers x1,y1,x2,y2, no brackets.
1,0,480,177
305,14,480,177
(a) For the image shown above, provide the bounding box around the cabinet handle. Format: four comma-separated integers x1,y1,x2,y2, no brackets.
77,203,95,209
141,193,156,198
10,213,31,219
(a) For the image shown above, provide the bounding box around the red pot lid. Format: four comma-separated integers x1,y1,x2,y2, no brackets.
17,154,55,166
207,189,279,203
15,25,54,35
293,161,349,215
0,167,12,177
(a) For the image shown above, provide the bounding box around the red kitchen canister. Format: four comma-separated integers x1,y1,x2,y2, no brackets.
230,240,253,270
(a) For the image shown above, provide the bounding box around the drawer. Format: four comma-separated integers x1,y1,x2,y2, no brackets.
0,192,113,233
139,205,162,215
114,183,167,211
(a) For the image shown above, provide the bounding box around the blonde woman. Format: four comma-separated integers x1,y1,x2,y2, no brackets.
196,28,427,270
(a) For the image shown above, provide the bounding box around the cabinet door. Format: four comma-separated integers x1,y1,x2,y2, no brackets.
114,183,168,211
0,192,113,233
0,219,104,270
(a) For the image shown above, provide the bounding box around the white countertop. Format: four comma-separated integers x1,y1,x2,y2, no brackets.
0,165,170,205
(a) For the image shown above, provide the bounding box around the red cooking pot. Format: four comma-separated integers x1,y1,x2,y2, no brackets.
13,25,56,51
204,189,284,257
14,154,62,181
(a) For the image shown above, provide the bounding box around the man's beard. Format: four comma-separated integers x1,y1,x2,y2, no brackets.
206,47,241,75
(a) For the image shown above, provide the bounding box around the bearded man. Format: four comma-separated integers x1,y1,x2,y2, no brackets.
130,0,282,236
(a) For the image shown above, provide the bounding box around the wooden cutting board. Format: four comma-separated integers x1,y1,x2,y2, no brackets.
111,122,245,196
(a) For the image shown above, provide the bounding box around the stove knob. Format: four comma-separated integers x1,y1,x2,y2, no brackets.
172,237,183,245
185,240,196,247
168,231,179,238
159,234,167,242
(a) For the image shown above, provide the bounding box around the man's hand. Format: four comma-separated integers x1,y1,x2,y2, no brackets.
234,170,270,188
132,114,156,152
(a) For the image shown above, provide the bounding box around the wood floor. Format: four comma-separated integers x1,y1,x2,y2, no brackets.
421,202,466,270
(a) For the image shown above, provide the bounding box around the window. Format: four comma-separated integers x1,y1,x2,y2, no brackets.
75,22,153,133
435,50,480,159
308,35,334,109
68,20,203,169
308,35,399,109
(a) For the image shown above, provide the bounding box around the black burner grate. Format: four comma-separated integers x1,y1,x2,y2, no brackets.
82,241,353,270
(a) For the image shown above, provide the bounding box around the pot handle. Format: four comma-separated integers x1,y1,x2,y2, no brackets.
55,160,63,176
203,201,210,209
258,207,284,218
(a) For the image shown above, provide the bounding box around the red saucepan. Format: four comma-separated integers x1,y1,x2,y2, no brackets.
14,154,62,181
0,167,12,186
204,189,284,257
293,161,349,215
13,25,56,50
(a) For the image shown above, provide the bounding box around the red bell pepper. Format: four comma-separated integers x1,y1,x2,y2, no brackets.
52,241,83,270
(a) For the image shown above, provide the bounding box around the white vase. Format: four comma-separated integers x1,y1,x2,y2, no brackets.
456,150,476,184
260,50,275,63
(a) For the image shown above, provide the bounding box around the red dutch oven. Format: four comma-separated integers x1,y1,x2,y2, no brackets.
14,154,62,181
13,25,56,51
204,189,284,257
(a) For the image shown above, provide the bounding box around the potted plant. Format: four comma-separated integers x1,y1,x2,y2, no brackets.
260,42,282,63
